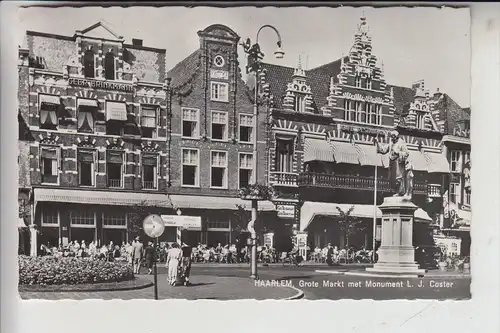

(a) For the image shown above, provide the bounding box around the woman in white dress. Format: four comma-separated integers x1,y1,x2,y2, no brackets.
166,243,182,286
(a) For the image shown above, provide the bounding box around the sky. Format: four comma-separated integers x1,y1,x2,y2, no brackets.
16,5,471,107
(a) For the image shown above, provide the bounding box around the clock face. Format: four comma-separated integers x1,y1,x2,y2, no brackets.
143,214,165,238
214,55,225,67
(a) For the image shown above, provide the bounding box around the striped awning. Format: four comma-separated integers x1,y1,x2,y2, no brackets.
355,144,384,167
408,150,428,172
300,201,432,231
106,101,127,121
78,98,98,108
169,195,276,212
39,94,61,105
330,141,360,165
424,152,450,174
34,188,171,207
303,138,335,163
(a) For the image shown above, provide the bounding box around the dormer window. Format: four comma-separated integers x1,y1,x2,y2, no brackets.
83,49,96,78
104,51,116,80
294,95,306,112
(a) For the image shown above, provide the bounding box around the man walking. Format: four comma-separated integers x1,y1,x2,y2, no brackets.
180,243,193,286
132,236,144,274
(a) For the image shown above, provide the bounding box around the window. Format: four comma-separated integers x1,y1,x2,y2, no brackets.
450,150,462,172
211,151,228,188
70,211,95,226
464,189,471,206
344,99,355,121
39,94,60,130
239,153,253,189
239,114,254,143
294,95,306,112
211,111,228,141
366,78,372,90
103,213,127,227
214,55,225,67
40,147,58,184
210,82,229,102
106,151,123,188
450,182,461,204
77,100,96,133
355,76,361,88
182,108,199,138
368,103,377,124
78,150,95,186
142,155,158,189
207,220,230,230
275,138,294,173
83,49,96,78
375,104,382,125
106,121,122,136
104,52,116,80
416,112,425,129
141,105,158,138
356,101,366,123
182,149,199,187
41,207,59,226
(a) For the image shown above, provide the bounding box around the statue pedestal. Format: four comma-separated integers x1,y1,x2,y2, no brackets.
366,196,425,276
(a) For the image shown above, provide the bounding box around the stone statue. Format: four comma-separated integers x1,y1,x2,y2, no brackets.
374,130,414,200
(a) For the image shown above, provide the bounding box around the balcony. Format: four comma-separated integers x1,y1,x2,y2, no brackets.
143,181,156,190
108,178,122,188
297,172,429,196
269,172,298,187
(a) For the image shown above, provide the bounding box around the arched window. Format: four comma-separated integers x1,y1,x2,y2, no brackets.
83,50,95,78
104,52,116,80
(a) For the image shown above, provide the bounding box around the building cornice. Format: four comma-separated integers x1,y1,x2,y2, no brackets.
442,135,471,145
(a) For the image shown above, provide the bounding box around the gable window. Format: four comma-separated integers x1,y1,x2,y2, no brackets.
77,99,97,133
83,49,96,78
104,51,116,80
450,150,462,173
40,147,59,184
182,149,199,187
354,101,366,123
355,76,361,88
211,110,228,141
39,94,60,130
211,151,228,188
142,155,158,189
366,78,372,90
78,150,95,186
239,114,254,143
141,105,158,138
294,95,306,112
416,112,426,129
210,82,229,102
368,103,377,124
275,138,294,173
106,151,123,188
344,99,355,121
182,108,199,138
239,153,253,189
450,182,461,204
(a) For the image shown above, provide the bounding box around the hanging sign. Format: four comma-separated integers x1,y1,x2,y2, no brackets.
160,215,202,231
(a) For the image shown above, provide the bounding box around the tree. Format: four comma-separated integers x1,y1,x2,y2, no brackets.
336,205,366,248
232,204,250,234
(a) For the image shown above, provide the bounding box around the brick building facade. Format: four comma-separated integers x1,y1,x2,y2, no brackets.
18,22,172,254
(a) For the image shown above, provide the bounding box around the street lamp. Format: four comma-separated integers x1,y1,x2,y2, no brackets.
241,25,284,280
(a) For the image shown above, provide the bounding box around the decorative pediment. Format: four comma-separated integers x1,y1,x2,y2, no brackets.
105,92,127,102
198,24,239,40
105,138,125,149
38,132,59,145
282,58,316,113
78,21,123,41
272,119,298,132
136,85,167,99
77,136,96,148
141,141,160,153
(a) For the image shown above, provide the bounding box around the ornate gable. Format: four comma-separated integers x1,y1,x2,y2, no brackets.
77,21,124,42
282,58,316,113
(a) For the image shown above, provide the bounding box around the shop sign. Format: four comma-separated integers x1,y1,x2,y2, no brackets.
160,215,202,231
69,77,134,92
276,204,295,218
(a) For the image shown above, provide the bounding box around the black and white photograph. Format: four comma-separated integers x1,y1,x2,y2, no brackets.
13,4,475,302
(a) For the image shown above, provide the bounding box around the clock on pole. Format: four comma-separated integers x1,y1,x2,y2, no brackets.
143,214,165,238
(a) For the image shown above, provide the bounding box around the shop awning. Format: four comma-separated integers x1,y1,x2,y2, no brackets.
300,201,432,231
78,98,98,108
330,141,360,165
355,144,384,167
408,150,428,172
169,195,275,211
39,94,61,105
34,188,171,207
303,138,335,163
424,152,450,174
106,101,127,121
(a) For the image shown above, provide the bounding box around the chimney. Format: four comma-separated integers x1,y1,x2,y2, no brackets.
132,38,143,47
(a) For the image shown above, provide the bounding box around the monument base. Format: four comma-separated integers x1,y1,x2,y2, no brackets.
366,196,426,277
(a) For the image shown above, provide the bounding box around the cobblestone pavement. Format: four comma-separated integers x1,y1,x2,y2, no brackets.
19,274,298,301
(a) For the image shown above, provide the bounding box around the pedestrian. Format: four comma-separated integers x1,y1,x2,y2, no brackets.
132,236,144,274
144,241,155,275
166,243,182,286
180,242,193,286
326,243,334,266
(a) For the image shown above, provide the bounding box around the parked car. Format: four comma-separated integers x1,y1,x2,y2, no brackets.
415,246,442,270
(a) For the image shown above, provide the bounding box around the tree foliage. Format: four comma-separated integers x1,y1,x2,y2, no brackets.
335,205,367,247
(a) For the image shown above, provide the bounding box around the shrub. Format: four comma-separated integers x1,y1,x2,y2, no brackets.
18,255,134,285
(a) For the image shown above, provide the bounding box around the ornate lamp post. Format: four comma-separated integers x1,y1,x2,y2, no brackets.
241,25,284,280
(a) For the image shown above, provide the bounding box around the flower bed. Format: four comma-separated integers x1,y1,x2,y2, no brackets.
18,255,134,285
